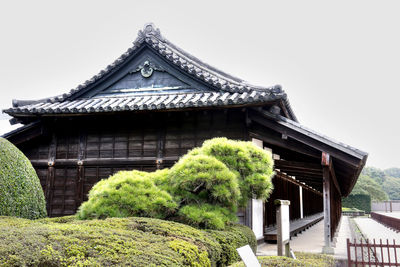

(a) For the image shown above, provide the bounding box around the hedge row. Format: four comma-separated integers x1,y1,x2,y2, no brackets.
342,194,371,213
0,216,256,266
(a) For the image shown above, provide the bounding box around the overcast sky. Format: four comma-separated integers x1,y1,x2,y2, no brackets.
0,0,399,169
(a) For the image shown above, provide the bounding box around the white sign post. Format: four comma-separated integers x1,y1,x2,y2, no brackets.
236,245,261,267
275,199,291,257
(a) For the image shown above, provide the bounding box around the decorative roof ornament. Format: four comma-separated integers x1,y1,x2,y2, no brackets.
140,61,153,78
137,23,165,42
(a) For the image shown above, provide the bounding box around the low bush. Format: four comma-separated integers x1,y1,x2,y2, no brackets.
0,216,256,267
229,252,335,267
0,137,46,219
77,170,177,220
207,223,257,266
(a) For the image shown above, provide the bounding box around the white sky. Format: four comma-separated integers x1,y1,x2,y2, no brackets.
0,0,399,169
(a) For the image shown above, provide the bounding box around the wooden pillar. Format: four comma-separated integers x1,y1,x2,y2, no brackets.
322,152,334,254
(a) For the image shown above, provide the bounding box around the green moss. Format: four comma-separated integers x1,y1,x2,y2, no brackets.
229,252,335,267
0,137,46,219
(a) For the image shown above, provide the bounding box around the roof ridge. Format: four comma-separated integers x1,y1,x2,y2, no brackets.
36,23,284,103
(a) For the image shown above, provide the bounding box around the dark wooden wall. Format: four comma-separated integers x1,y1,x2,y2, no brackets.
18,109,247,217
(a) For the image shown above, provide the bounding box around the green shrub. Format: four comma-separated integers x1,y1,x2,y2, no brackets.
207,223,257,266
0,137,46,219
77,138,273,230
229,252,335,267
342,194,371,213
77,170,177,220
178,204,237,230
168,154,240,209
190,137,274,206
0,216,255,266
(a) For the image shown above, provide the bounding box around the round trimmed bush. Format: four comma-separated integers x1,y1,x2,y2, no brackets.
77,170,177,220
0,137,46,219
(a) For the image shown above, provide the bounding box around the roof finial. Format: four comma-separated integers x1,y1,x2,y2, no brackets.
137,22,164,41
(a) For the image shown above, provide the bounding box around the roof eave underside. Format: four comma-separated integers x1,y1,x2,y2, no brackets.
248,108,368,196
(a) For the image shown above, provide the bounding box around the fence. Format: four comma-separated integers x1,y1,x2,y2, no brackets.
347,238,400,266
371,212,400,232
372,201,400,212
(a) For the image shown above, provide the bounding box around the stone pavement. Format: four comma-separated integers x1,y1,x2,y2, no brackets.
257,216,352,259
354,217,400,263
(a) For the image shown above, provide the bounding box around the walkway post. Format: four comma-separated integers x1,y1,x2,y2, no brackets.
322,152,334,254
275,199,291,257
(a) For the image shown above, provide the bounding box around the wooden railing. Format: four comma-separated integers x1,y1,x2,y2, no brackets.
371,212,400,232
347,238,400,266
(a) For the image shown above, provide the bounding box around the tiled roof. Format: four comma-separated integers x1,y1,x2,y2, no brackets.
3,23,296,120
6,90,285,115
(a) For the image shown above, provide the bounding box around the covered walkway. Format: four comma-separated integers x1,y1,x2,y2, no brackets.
258,216,353,259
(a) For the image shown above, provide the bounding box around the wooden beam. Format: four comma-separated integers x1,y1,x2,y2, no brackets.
249,130,320,159
322,152,342,196
275,160,322,172
249,110,361,168
276,171,322,196
329,162,342,196
30,156,180,167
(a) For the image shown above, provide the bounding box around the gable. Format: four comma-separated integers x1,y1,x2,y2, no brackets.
79,47,213,99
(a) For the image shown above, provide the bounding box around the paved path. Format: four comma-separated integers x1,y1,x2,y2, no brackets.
354,217,400,263
257,216,352,259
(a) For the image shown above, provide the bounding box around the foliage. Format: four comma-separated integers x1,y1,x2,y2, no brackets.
77,170,177,220
362,166,386,184
168,154,240,209
342,194,371,213
350,174,388,201
78,138,274,230
382,176,400,200
0,216,255,266
178,204,238,230
0,137,46,219
207,224,257,266
229,252,335,267
384,168,400,179
355,166,400,201
189,138,274,206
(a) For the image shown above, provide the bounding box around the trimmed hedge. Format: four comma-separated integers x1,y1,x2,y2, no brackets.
229,252,335,267
0,216,256,266
342,194,371,213
207,224,257,266
0,137,46,219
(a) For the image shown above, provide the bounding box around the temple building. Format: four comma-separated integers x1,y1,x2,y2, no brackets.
3,23,367,252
